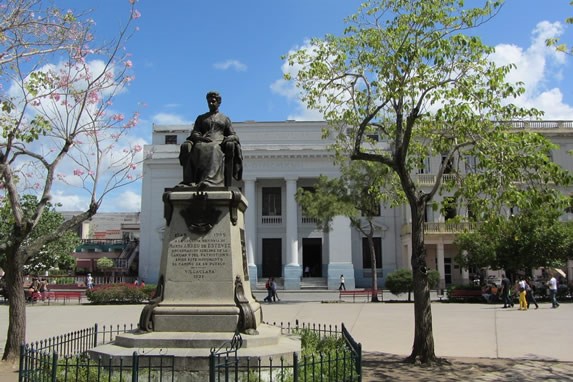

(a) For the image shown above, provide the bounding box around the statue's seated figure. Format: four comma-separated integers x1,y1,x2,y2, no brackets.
178,92,242,188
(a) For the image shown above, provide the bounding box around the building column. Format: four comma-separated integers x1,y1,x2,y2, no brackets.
326,216,355,290
437,243,445,290
460,250,470,284
244,178,257,288
284,177,301,289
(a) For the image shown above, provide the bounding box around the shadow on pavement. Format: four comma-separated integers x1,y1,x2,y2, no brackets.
362,352,573,382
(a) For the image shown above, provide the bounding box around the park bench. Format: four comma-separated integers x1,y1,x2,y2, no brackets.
45,291,84,304
339,289,383,302
448,289,485,302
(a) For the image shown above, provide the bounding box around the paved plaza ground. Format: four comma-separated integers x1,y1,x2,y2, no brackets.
1,291,572,381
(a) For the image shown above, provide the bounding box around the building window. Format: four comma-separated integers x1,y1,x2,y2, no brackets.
417,157,430,174
165,135,177,144
362,237,382,269
441,154,453,174
262,187,282,216
442,197,457,221
464,155,478,173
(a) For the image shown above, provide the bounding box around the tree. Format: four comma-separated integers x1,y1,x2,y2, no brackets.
296,158,397,301
286,0,570,363
0,195,80,275
96,256,114,282
386,269,439,302
0,0,141,362
455,198,573,276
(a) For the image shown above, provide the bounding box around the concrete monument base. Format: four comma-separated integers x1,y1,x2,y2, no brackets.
89,324,301,374
88,187,301,378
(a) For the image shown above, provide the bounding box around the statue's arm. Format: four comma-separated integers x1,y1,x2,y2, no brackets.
223,116,240,143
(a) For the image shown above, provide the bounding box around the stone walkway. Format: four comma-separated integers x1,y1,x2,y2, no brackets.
1,296,572,381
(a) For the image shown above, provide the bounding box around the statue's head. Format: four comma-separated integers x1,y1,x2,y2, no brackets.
206,91,222,112
206,91,222,103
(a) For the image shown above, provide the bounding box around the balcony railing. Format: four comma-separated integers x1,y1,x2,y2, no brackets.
301,216,319,225
261,215,283,224
416,173,457,186
401,221,477,236
501,120,573,129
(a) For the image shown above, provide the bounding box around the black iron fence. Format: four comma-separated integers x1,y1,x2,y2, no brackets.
18,323,175,382
19,321,362,381
209,321,362,382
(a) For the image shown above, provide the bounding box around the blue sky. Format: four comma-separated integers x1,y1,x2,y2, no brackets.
51,0,573,212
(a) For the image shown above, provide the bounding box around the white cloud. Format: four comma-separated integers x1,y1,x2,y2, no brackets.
270,41,328,121
52,190,90,211
213,59,247,72
274,22,572,121
491,21,571,119
103,189,141,212
152,113,190,125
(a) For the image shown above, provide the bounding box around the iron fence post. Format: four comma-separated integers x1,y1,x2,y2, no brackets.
93,323,98,348
18,344,25,382
357,342,362,381
209,351,215,382
132,351,139,382
293,352,299,382
51,351,59,382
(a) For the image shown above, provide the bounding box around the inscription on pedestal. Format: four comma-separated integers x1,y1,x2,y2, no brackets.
168,233,231,282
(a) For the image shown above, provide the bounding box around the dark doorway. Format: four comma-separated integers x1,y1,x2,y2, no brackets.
444,258,452,285
302,238,322,277
262,238,282,278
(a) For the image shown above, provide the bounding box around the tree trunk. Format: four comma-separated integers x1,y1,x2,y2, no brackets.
367,233,381,302
2,250,26,363
405,202,438,363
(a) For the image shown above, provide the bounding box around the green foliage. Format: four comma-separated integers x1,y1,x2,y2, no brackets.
0,195,80,274
96,257,114,272
295,329,357,381
385,269,440,296
455,202,573,273
385,269,415,296
85,283,152,304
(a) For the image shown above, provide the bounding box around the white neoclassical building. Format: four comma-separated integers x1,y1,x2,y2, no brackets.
139,120,573,289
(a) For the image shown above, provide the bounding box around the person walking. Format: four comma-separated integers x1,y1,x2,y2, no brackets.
264,277,273,302
525,277,539,309
501,274,513,308
547,274,560,308
518,277,528,310
271,278,280,302
86,273,94,290
338,275,346,291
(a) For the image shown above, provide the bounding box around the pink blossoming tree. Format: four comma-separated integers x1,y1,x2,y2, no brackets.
0,0,142,362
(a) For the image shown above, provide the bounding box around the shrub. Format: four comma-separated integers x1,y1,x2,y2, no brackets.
385,269,440,301
86,283,149,304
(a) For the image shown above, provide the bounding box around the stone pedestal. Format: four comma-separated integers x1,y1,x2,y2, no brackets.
89,187,300,376
144,188,261,333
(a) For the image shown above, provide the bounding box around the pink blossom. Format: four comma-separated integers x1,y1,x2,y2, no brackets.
127,174,133,180
129,0,136,4
50,93,61,102
112,113,125,121
124,60,133,68
73,169,84,176
130,163,137,170
132,9,141,19
87,91,100,104
88,170,95,176
133,144,142,152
